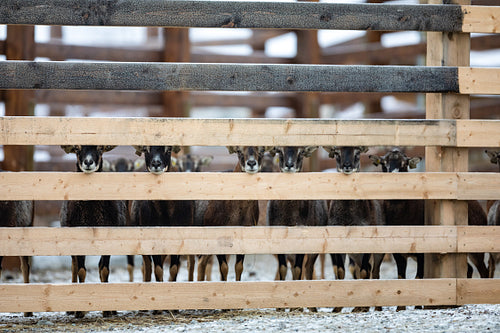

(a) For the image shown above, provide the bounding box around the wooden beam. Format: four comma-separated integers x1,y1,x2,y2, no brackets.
0,117,461,146
0,279,463,313
462,5,500,33
0,226,463,256
0,1,483,32
457,279,500,305
0,61,461,93
459,67,500,95
425,0,470,281
1,172,499,201
457,226,500,252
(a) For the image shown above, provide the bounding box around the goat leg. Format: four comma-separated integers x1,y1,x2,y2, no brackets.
126,255,135,282
330,253,345,313
19,256,33,317
292,254,304,281
216,255,229,282
197,255,210,281
169,255,180,282
187,255,195,282
152,255,164,282
74,256,87,318
142,255,152,282
277,254,288,281
468,253,489,278
489,253,497,278
99,255,117,317
235,255,244,282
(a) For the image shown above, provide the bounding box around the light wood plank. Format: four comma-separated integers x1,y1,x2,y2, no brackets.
456,226,500,252
457,172,500,200
459,67,500,95
0,226,457,256
457,278,500,305
0,117,457,147
0,172,463,201
462,5,500,33
0,279,458,313
456,119,500,147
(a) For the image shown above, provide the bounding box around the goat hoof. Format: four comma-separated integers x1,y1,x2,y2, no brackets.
332,307,343,313
152,310,163,315
374,306,383,311
396,306,406,312
74,311,86,318
352,307,369,313
308,307,318,313
414,305,423,310
23,312,33,317
102,311,116,317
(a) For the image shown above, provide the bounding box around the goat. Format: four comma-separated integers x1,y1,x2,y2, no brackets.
0,198,34,317
324,146,385,313
59,145,127,318
196,146,266,282
103,157,144,283
485,150,500,278
173,153,213,282
266,146,328,283
371,148,489,282
369,148,424,311
130,145,192,288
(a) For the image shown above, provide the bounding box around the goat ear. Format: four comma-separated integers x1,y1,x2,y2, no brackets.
359,146,369,153
61,145,78,154
408,156,422,169
322,146,336,159
133,145,145,156
172,146,181,154
200,156,214,166
369,154,382,166
486,150,499,164
227,146,238,154
303,146,318,157
268,147,278,156
133,158,145,171
100,145,116,153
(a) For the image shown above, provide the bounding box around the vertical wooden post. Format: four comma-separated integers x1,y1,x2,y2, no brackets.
162,28,190,118
2,25,35,271
425,0,470,280
3,26,35,172
295,0,320,172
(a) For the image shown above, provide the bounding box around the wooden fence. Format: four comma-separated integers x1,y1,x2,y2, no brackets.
0,0,500,313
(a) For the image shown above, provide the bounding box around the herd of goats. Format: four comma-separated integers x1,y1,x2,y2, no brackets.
1,144,499,317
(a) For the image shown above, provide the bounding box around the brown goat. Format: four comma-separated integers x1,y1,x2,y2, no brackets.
324,146,385,313
197,146,266,282
60,145,127,318
485,150,500,278
266,146,327,282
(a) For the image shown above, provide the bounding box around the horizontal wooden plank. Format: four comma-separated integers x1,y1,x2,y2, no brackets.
462,5,500,33
0,117,458,146
0,279,459,313
457,279,500,305
0,1,467,32
0,61,460,93
0,172,465,201
456,119,500,147
459,67,500,95
457,226,500,252
0,226,459,256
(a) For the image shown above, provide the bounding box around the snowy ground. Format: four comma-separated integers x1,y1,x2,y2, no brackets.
1,254,499,332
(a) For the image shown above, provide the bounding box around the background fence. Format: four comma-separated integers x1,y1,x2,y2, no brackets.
0,0,499,313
